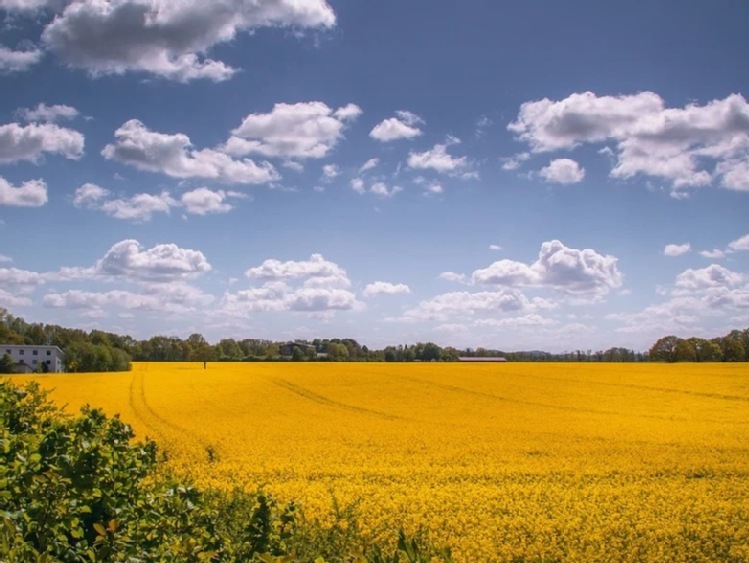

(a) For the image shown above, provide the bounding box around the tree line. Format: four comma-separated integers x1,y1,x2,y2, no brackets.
1,308,747,370
648,329,749,362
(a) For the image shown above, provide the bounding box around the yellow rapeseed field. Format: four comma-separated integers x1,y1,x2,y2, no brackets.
19,362,749,561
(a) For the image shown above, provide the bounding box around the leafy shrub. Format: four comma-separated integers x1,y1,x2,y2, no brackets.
0,381,452,562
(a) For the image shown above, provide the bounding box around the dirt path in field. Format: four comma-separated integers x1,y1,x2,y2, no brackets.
266,376,406,421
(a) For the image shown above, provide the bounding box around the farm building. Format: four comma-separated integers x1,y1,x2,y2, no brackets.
457,356,508,362
1,344,65,373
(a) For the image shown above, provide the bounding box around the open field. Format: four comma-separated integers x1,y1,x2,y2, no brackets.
18,362,749,561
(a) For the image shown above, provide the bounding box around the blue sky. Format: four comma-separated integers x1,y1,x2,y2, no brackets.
1,0,748,352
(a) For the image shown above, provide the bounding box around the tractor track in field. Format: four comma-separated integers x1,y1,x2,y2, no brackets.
398,374,695,422
500,371,749,404
128,368,209,452
266,376,406,421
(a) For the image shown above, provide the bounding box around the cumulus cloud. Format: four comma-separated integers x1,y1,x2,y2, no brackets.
102,119,277,183
0,267,46,296
509,91,749,191
728,233,749,252
400,289,554,322
0,177,47,206
18,103,79,123
438,271,467,283
95,239,211,282
0,121,84,163
225,101,361,159
664,243,691,257
363,281,411,297
99,192,177,221
700,249,726,259
613,263,749,336
674,264,745,292
472,240,622,295
225,253,362,314
0,45,43,73
246,253,349,286
180,187,245,215
407,142,467,173
370,110,423,141
40,0,336,81
539,158,585,184
76,182,229,221
350,178,365,194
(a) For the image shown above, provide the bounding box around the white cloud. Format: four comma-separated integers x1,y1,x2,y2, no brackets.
322,163,339,179
102,119,277,184
438,271,467,283
0,267,46,296
351,178,401,197
500,152,530,171
0,0,53,11
472,259,540,286
509,91,749,191
226,253,362,314
401,289,553,322
489,244,502,251
0,289,33,307
612,263,749,336
370,181,402,197
74,183,241,220
664,243,691,257
370,110,423,141
246,253,349,286
0,122,84,163
0,45,43,73
43,287,211,314
0,177,47,206
41,0,336,81
407,143,467,173
100,192,177,221
0,254,11,264
18,103,79,123
73,182,109,207
226,101,361,159
282,160,304,172
424,181,443,195
472,240,622,295
538,158,585,184
674,264,745,292
700,249,726,259
95,239,211,282
359,158,379,172
363,281,411,297
728,233,749,252
180,187,244,215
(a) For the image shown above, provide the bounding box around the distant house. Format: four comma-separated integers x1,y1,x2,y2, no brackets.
1,344,65,373
457,356,507,362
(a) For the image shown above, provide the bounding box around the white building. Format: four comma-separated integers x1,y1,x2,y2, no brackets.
1,344,65,373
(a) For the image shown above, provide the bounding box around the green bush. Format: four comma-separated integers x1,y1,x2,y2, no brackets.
0,381,452,562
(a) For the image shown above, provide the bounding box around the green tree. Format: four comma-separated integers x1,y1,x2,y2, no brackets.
0,353,15,374
648,335,680,362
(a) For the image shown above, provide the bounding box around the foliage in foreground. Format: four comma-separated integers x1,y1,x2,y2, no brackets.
0,381,451,562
